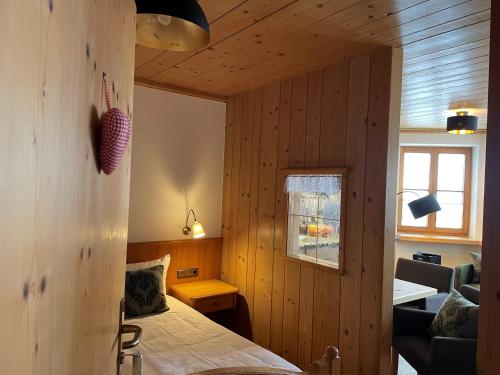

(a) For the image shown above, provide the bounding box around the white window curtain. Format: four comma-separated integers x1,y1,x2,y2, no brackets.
285,175,342,195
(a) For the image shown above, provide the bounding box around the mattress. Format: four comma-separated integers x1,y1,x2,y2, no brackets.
122,296,300,375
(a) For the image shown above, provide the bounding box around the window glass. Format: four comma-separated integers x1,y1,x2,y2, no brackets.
285,175,343,269
402,152,431,190
437,153,465,191
398,147,471,235
435,191,464,229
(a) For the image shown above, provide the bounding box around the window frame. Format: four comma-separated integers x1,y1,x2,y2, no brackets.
397,146,472,236
280,168,348,274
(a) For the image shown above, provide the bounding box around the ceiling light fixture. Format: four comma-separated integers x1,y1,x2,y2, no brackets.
447,111,478,134
135,0,210,51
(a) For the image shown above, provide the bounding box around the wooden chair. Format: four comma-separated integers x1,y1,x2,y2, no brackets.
190,347,340,375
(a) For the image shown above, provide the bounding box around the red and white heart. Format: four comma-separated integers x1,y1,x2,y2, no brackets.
99,107,132,175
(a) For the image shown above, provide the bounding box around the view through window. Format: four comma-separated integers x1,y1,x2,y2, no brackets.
285,172,346,269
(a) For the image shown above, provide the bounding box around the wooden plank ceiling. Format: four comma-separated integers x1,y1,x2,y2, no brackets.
134,0,490,129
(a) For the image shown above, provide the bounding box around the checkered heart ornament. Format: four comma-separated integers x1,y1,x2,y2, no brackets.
99,73,132,175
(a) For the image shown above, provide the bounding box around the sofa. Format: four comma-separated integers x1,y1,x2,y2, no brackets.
454,264,480,290
392,285,479,375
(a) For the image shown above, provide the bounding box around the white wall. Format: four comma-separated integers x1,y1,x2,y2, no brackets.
395,132,486,268
128,86,226,242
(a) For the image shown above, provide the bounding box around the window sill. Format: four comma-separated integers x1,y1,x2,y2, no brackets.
396,233,482,246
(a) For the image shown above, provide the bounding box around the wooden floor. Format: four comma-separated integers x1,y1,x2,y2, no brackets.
134,0,491,129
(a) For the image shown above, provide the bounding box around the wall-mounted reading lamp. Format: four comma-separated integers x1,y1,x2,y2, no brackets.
396,191,441,219
182,209,206,239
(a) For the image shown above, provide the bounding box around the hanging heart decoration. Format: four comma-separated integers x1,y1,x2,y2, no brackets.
99,73,132,175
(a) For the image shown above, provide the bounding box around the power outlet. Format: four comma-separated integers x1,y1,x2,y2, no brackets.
177,268,199,279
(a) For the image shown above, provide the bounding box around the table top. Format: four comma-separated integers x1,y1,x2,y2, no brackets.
393,278,438,305
169,279,239,301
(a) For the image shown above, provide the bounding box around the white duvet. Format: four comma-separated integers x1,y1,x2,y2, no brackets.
122,296,300,375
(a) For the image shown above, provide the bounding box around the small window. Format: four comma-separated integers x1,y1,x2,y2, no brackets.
283,169,347,271
398,147,472,236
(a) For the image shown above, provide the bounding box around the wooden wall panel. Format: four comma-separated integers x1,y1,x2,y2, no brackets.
127,238,223,288
282,261,301,363
226,95,243,285
221,47,402,373
477,1,500,373
235,92,256,295
246,89,263,325
221,97,235,283
253,84,281,347
359,47,402,375
0,1,136,374
338,55,371,375
270,80,293,354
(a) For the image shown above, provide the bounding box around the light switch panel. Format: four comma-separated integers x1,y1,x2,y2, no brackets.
177,268,199,279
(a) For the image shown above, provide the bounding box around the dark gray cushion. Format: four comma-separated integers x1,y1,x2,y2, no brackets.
396,258,454,293
429,289,478,338
125,265,168,318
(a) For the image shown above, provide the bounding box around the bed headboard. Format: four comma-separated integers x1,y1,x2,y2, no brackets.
127,237,223,287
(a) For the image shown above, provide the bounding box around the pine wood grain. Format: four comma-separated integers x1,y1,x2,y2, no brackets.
127,238,223,288
0,1,136,373
220,48,402,373
134,0,490,130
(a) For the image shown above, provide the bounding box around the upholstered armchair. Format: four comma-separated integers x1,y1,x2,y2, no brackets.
454,264,480,290
392,285,479,375
395,258,455,312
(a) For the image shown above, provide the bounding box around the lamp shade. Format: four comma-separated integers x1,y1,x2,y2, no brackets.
136,0,210,51
408,194,441,219
191,221,206,239
447,111,478,134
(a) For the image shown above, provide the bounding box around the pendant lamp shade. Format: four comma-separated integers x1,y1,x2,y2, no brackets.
447,111,478,134
136,0,210,51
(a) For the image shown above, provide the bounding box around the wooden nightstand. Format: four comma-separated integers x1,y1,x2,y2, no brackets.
168,279,239,314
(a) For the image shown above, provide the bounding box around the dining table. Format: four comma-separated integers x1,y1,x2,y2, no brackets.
393,278,438,305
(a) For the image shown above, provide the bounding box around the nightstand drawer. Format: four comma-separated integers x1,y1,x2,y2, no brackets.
193,294,236,314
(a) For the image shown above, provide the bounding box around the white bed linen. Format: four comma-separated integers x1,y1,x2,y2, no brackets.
122,296,300,375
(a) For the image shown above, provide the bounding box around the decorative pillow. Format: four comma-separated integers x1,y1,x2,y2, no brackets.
125,265,168,318
126,255,170,297
470,252,481,283
429,289,479,339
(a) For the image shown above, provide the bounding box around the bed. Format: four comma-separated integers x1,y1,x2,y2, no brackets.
122,295,300,375
123,240,339,375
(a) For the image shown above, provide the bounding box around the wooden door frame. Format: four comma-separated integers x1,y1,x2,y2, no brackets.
477,2,500,373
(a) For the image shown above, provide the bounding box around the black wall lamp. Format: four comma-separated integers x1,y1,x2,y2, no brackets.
447,111,478,134
396,191,441,219
182,209,206,239
135,0,210,51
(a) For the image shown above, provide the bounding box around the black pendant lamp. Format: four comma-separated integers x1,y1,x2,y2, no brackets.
135,0,210,51
447,111,478,134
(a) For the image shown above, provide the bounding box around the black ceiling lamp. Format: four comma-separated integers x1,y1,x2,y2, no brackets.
135,0,210,51
397,191,441,220
447,111,478,135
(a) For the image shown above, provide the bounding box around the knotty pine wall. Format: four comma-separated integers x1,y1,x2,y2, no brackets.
0,1,135,374
221,47,402,374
